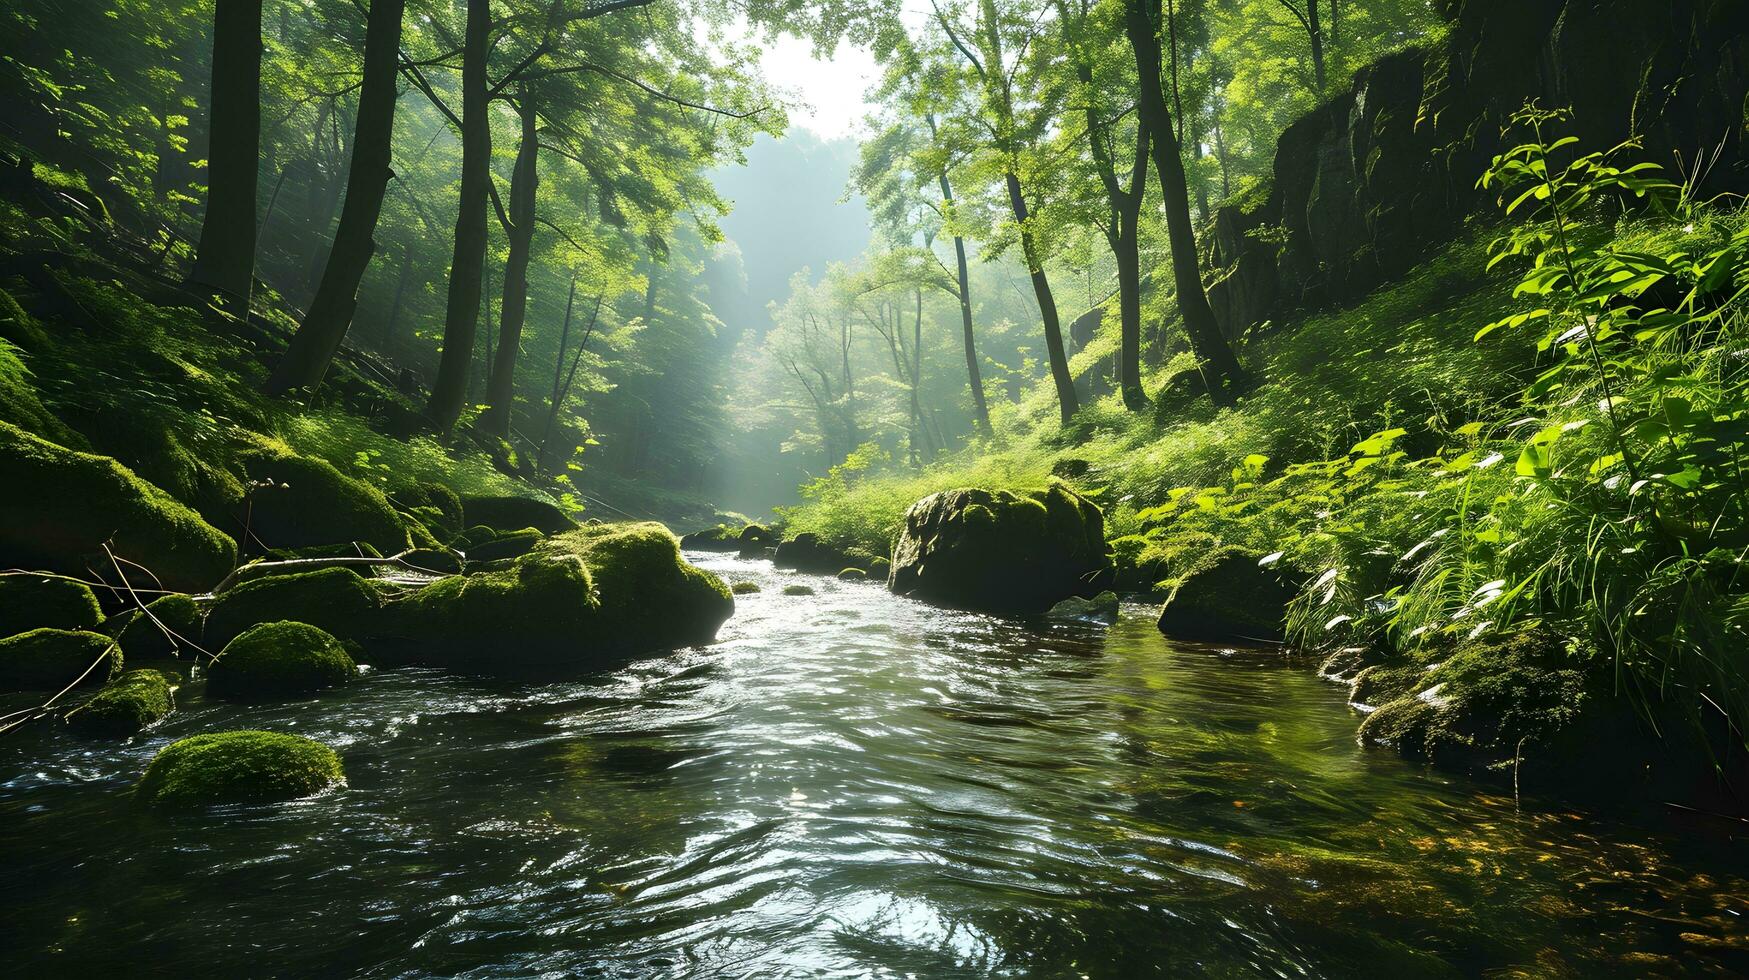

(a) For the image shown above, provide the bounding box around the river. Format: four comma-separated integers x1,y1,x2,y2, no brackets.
2,552,1746,976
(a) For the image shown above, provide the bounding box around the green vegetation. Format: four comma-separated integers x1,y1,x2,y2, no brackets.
0,573,102,635
65,668,175,737
136,731,345,807
0,628,120,691
207,622,357,701
113,594,204,661
204,567,382,649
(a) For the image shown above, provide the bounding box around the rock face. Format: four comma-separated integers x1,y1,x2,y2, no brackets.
0,628,120,690
0,421,237,593
207,622,356,701
0,572,102,636
66,668,174,736
239,449,411,555
136,730,344,807
460,495,575,535
888,484,1109,615
1200,0,1749,342
1155,547,1302,643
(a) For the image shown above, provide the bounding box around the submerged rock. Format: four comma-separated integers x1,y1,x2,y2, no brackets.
114,593,204,661
782,584,816,596
0,628,120,690
1155,546,1303,643
239,449,411,555
888,484,1109,615
136,730,344,807
66,668,174,736
205,566,382,649
460,495,574,535
0,420,237,593
1048,591,1120,624
206,621,357,701
0,572,102,636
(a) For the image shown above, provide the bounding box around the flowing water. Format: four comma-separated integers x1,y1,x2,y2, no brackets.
3,552,1747,977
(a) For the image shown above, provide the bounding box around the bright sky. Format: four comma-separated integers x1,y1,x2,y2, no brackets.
748,34,881,140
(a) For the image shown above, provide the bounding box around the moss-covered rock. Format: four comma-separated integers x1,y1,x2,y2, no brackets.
0,628,120,690
1155,546,1304,643
136,730,344,807
0,421,237,593
1349,664,1427,707
680,525,742,552
773,532,851,573
398,482,464,537
375,551,598,673
204,567,382,649
888,483,1110,615
737,523,777,558
465,527,543,562
460,494,574,534
783,584,816,596
115,593,204,661
1047,591,1120,624
239,449,411,555
541,523,734,654
0,572,102,637
207,621,357,701
66,668,174,736
731,581,761,595
396,548,463,576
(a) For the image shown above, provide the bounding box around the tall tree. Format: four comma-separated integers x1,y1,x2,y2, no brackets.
480,89,540,438
1124,0,1244,402
268,0,406,394
187,0,263,304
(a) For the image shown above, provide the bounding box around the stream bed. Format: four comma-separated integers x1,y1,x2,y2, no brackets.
3,552,1747,977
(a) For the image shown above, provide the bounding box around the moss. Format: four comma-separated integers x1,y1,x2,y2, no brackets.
679,525,741,551
1349,664,1427,707
465,527,544,562
115,594,204,661
265,541,384,561
1156,546,1302,643
0,421,237,593
454,524,499,549
460,494,574,534
239,448,411,555
1357,697,1436,754
541,523,734,652
0,338,81,446
1420,628,1590,754
399,482,464,536
376,551,598,673
66,668,174,736
136,730,344,807
204,567,382,649
0,628,120,690
731,581,761,595
207,621,357,701
0,572,102,636
783,584,816,596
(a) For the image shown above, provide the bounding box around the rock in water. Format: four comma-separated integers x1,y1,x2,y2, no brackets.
888,484,1109,615
204,567,382,649
66,668,175,736
0,628,120,690
736,523,777,558
206,621,357,701
114,593,204,660
136,730,344,807
772,532,850,573
0,572,103,637
0,421,237,593
679,525,743,552
1048,591,1120,624
1155,547,1302,643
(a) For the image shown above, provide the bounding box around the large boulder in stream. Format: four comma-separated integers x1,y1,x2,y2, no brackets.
207,621,358,701
0,572,103,637
772,532,851,573
0,420,237,593
238,449,412,556
66,668,175,737
204,566,383,649
136,730,344,808
374,522,732,675
888,484,1110,615
0,628,120,690
1155,546,1303,644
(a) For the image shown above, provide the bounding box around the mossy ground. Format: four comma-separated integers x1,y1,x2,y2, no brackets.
136,730,344,807
207,621,357,701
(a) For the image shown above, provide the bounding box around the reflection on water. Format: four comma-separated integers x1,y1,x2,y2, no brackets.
2,553,1747,977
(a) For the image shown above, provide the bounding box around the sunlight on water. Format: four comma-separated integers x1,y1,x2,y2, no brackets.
2,553,1747,976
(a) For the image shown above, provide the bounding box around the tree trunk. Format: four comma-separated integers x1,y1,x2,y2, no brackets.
939,172,991,436
1005,172,1079,424
540,292,600,471
1308,0,1327,92
1124,0,1244,404
268,0,405,395
480,92,539,438
1115,216,1147,410
384,243,411,354
425,0,491,432
187,0,262,304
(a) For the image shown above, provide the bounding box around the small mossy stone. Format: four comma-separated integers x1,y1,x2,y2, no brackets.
1155,546,1304,643
0,628,120,690
1350,664,1427,708
207,622,356,701
731,581,760,595
398,548,463,576
773,532,853,573
0,421,237,593
1047,591,1120,624
460,495,574,535
783,584,816,596
239,449,411,555
680,526,741,552
66,668,174,737
0,572,102,637
837,567,868,581
116,594,204,661
265,542,384,562
205,567,382,649
1357,697,1436,754
136,730,344,807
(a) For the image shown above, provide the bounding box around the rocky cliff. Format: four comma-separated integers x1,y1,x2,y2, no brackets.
1203,0,1749,338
